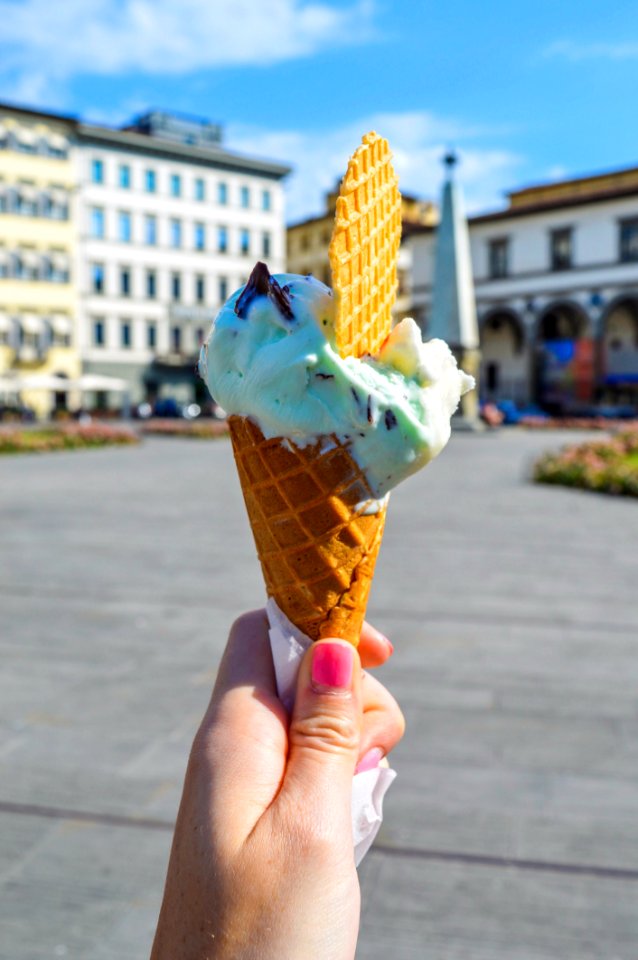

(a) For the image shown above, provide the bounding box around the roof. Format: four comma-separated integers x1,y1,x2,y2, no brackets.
471,163,638,225
0,100,290,179
471,183,638,225
78,123,291,179
0,100,78,127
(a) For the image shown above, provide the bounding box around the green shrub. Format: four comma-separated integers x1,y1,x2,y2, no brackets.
534,428,638,498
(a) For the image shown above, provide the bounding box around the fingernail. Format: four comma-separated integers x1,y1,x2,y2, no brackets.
311,642,354,691
355,747,384,774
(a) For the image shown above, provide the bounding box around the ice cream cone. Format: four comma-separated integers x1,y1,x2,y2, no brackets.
228,414,387,645
221,133,401,645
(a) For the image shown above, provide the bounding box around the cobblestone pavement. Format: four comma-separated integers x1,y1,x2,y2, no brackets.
1,429,638,959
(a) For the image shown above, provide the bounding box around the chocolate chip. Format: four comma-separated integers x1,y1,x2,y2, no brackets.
384,410,398,430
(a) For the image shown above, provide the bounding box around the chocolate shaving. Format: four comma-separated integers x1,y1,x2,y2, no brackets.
315,372,335,380
366,395,374,424
235,261,294,321
351,388,363,413
384,409,398,430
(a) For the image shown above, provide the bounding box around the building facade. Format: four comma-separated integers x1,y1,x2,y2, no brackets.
0,104,289,416
76,111,289,408
410,166,638,412
0,104,80,416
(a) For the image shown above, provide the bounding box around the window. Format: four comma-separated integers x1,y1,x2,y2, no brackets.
170,218,182,248
218,225,228,253
146,269,157,299
262,189,271,211
194,222,205,251
171,326,182,352
240,228,250,255
16,189,37,217
219,276,228,302
93,319,105,346
240,185,250,208
619,218,638,262
262,231,271,258
195,274,205,303
488,238,509,279
119,164,131,189
119,211,132,243
91,158,104,184
550,228,572,271
171,272,181,301
218,182,228,205
92,262,105,294
145,169,156,193
90,206,105,238
41,256,54,281
170,173,182,197
121,320,131,348
120,267,131,297
195,178,205,201
196,327,205,346
147,322,157,349
145,214,157,246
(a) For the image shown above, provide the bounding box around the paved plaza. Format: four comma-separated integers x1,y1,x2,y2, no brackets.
1,428,638,959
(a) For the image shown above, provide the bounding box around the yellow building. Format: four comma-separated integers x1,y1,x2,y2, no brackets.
0,104,80,417
287,187,437,321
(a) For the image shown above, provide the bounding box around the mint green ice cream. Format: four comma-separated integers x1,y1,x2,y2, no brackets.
200,265,474,498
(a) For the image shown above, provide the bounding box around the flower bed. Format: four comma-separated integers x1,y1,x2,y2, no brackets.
139,418,229,438
533,428,638,497
522,416,638,430
0,424,139,454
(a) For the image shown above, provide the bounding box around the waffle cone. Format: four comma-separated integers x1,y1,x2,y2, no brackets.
228,415,386,645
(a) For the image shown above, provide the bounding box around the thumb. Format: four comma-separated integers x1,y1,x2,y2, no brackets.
281,640,362,823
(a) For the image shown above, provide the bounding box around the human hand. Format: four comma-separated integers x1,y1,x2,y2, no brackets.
150,610,404,960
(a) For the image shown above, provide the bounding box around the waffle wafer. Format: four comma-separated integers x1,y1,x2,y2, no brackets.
328,131,402,359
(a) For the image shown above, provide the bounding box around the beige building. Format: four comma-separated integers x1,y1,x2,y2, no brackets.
0,104,80,417
287,187,436,320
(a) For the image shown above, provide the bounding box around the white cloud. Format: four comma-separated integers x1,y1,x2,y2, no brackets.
0,0,375,97
544,39,638,62
226,111,523,222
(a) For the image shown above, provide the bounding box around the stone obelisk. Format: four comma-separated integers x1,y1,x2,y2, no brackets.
430,152,481,427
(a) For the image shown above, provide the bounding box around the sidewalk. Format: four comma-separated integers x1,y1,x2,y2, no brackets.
1,430,637,959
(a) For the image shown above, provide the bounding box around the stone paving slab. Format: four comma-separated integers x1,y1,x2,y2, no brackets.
1,429,638,959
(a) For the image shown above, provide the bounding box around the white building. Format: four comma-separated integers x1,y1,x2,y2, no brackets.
409,165,638,412
76,111,290,408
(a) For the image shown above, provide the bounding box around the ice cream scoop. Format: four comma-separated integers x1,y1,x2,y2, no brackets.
200,264,474,498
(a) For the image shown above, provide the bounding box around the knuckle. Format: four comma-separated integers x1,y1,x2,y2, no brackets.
290,710,359,756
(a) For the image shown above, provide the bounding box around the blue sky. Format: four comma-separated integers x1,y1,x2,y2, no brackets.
2,0,638,222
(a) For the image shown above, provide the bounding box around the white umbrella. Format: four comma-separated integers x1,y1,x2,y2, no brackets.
71,374,129,392
12,374,73,391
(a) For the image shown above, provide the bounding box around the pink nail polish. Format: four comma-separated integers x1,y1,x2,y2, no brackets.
311,642,354,690
355,747,384,774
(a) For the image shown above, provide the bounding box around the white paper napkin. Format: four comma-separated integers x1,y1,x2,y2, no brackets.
266,597,396,867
